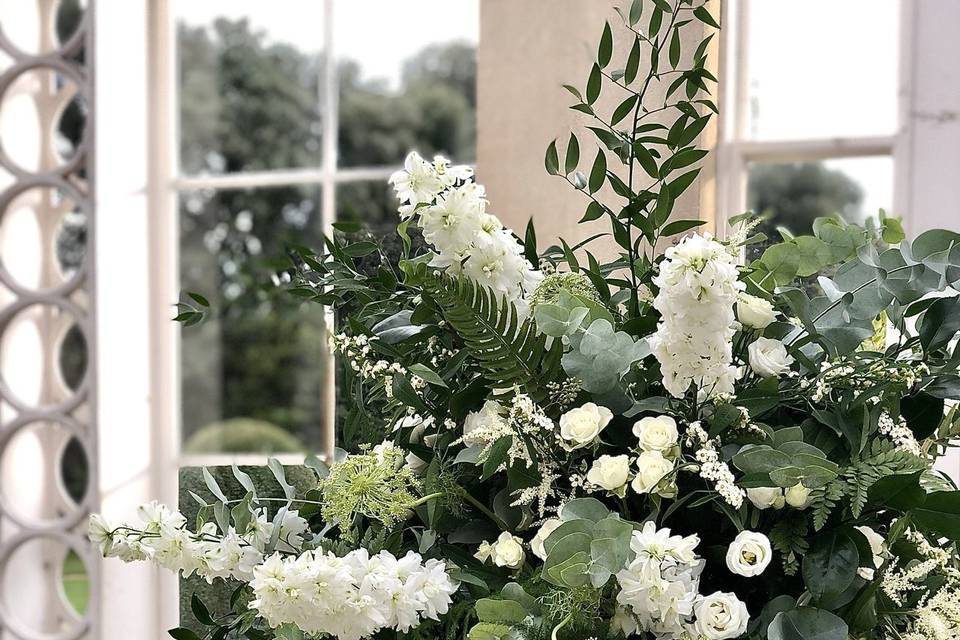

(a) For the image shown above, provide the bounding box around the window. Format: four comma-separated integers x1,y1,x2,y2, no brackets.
170,0,479,459
716,0,900,243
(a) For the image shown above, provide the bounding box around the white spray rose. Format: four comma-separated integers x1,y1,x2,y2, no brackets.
490,532,525,569
630,450,675,496
784,482,812,509
530,519,563,561
725,530,773,577
559,402,613,449
692,592,750,640
748,337,794,378
632,415,679,452
855,525,886,580
746,487,785,510
737,293,778,329
587,455,631,494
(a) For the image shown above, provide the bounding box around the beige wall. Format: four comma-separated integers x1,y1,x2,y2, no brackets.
478,1,716,260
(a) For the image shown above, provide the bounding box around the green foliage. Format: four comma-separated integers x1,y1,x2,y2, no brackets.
183,418,306,454
421,273,563,404
768,607,848,640
769,512,810,576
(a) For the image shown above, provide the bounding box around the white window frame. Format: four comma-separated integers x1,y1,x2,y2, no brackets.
714,0,899,233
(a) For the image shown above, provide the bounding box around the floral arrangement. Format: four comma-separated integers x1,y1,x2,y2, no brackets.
92,2,960,640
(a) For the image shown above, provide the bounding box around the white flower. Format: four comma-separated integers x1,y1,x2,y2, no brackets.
746,486,785,510
737,293,778,329
530,519,563,560
748,337,794,378
88,513,115,556
419,183,486,255
691,591,750,640
784,482,812,509
587,455,631,494
559,402,613,449
488,532,526,569
630,450,675,496
725,531,772,577
632,415,679,452
855,525,886,580
389,151,447,206
463,400,508,447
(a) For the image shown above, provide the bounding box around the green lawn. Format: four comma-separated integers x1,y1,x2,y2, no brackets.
62,551,89,615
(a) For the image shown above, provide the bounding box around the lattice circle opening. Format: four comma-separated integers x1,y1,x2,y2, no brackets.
0,61,88,177
0,416,91,530
0,182,87,294
0,532,89,640
0,299,88,412
0,0,87,58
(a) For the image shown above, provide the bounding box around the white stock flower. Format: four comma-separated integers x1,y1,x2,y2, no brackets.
725,531,773,577
691,592,750,640
748,337,794,378
587,454,631,494
419,183,486,255
746,486,785,510
389,151,448,206
784,483,812,509
559,402,613,449
855,525,886,580
737,293,778,329
631,450,675,496
632,415,679,452
530,518,563,561
649,233,744,399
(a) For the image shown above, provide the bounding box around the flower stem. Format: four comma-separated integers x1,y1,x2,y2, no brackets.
408,492,445,508
458,486,510,531
551,613,573,640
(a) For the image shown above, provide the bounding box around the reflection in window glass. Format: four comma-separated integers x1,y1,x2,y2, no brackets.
179,186,328,454
336,1,478,167
746,1,898,140
175,1,324,175
745,156,893,260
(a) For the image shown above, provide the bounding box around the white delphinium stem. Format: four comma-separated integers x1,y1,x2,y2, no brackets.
390,151,542,304
649,233,744,399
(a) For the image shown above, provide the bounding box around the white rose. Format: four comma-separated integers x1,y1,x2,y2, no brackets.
490,531,526,569
746,487,785,510
559,403,613,449
692,591,750,640
630,450,675,496
737,293,778,329
855,525,886,580
530,519,563,560
748,337,794,378
463,400,507,446
586,455,631,494
632,415,679,452
784,482,812,509
725,530,773,577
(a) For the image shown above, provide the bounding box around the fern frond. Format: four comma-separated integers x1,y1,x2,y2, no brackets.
811,479,845,531
422,273,562,404
843,443,927,518
770,512,809,576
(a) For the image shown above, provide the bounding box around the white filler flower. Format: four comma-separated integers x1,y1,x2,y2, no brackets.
725,530,773,577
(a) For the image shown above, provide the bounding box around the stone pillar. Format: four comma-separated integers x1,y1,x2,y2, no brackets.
477,1,716,260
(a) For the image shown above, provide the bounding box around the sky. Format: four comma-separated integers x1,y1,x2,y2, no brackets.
174,0,479,90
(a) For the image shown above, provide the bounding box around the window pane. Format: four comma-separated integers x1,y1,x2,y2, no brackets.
180,186,328,454
745,156,893,261
745,2,898,140
336,1,478,167
175,1,324,175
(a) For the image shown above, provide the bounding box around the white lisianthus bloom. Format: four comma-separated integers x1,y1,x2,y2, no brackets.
631,450,675,496
559,402,613,449
587,454,631,495
530,519,563,560
725,531,773,577
784,482,812,509
691,592,750,640
632,415,679,452
746,486,785,510
490,532,526,569
737,293,778,329
748,337,794,378
855,525,886,580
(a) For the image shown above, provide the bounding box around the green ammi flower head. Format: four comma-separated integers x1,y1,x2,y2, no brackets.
530,272,601,308
319,444,421,538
